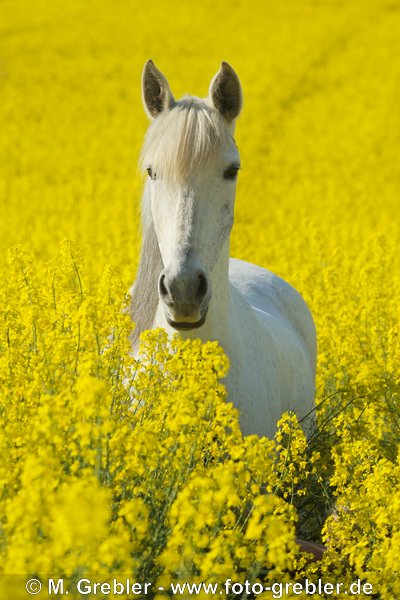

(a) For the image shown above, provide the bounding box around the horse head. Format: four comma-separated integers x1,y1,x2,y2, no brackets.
140,60,242,330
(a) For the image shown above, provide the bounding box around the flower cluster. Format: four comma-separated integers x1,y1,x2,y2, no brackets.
0,247,316,598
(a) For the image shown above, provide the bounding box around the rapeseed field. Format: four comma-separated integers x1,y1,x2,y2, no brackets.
1,0,400,597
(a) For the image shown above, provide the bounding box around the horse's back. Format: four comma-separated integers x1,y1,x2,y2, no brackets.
229,258,316,376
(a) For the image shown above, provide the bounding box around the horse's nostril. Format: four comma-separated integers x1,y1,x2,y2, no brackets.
159,273,168,298
196,272,208,302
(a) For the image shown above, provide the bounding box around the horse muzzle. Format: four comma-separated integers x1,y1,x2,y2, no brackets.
158,266,211,330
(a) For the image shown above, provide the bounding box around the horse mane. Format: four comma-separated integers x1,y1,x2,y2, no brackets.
139,95,231,182
130,193,162,348
131,96,231,346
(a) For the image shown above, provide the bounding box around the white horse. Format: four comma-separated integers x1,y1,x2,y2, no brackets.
130,60,316,438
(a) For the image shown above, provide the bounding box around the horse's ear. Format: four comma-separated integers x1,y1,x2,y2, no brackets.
142,60,175,119
209,62,242,122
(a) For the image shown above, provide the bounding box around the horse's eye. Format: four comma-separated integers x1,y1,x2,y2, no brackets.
147,167,156,180
223,166,240,180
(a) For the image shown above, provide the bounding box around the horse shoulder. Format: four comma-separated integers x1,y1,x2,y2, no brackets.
228,258,316,374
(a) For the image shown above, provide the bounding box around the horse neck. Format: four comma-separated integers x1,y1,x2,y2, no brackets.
200,238,231,337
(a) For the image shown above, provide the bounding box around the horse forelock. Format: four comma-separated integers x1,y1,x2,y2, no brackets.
139,96,231,182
